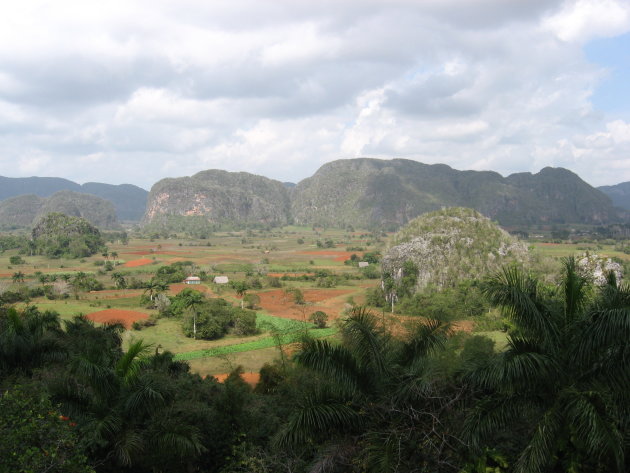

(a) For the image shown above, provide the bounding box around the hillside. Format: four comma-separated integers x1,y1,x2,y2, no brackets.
290,158,622,228
0,191,120,230
0,175,148,221
599,181,630,211
143,169,291,227
381,207,529,291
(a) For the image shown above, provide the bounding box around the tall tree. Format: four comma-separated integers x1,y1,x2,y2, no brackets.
464,258,630,473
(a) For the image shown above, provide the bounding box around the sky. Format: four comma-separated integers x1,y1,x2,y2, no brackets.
0,0,629,190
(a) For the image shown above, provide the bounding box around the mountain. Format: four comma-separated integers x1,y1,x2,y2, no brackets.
290,158,622,228
0,176,148,221
382,207,529,291
598,181,630,211
80,182,148,221
143,169,291,227
0,191,120,230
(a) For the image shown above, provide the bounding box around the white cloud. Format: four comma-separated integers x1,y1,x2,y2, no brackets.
544,0,630,43
0,0,629,188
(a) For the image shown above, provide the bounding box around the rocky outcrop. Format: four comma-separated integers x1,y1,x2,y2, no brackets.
381,207,529,291
143,170,291,227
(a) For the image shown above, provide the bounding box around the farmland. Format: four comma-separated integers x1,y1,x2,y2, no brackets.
0,226,382,377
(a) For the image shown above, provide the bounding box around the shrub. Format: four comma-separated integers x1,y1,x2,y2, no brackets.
309,310,328,328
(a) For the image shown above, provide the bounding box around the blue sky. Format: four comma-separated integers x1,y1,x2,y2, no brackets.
586,32,630,120
0,0,629,189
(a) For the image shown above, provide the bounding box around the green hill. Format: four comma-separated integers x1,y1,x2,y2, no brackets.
290,158,622,228
0,191,120,230
0,175,147,221
599,181,630,211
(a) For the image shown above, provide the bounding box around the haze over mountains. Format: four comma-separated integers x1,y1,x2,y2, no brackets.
0,176,148,222
1,159,630,230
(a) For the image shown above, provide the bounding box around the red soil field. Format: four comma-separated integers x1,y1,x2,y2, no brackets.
213,372,260,386
85,309,149,329
257,288,354,321
124,250,195,256
122,258,154,268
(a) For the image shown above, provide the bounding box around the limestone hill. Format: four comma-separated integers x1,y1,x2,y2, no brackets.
381,207,529,291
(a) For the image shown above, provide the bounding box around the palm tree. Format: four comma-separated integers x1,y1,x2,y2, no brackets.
463,258,630,473
232,281,249,309
180,290,205,339
50,320,205,469
276,306,454,470
144,278,168,302
111,272,126,289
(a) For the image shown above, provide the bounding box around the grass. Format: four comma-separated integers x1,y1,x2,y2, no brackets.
173,327,337,361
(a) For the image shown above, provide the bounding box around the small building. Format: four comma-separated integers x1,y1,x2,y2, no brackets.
184,276,201,285
213,276,229,284
358,262,369,268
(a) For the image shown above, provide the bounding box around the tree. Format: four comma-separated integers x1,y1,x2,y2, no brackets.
180,289,205,339
463,258,630,473
232,281,249,309
276,306,456,470
11,271,25,284
111,272,126,289
0,384,94,473
144,278,168,302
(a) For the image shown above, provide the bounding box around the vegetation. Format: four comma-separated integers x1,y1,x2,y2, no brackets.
31,213,107,258
1,220,629,473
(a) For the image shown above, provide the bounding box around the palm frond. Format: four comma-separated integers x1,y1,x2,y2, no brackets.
124,377,165,414
274,388,362,448
483,266,559,344
514,404,563,473
115,339,152,383
561,256,589,323
294,338,363,395
563,388,625,472
462,394,539,452
397,318,451,366
339,307,390,378
468,336,557,393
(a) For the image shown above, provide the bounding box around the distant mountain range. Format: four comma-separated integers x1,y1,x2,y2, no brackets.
1,159,629,230
0,176,148,221
288,159,625,228
598,182,630,211
0,191,120,230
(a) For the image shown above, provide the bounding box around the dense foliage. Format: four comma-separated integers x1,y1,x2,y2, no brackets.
1,258,628,473
31,213,107,258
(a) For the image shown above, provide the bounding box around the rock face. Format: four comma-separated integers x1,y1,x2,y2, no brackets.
381,207,529,291
576,253,623,285
291,158,622,228
143,170,291,226
0,191,120,230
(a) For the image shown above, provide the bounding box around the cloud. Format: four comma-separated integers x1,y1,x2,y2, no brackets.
0,0,628,188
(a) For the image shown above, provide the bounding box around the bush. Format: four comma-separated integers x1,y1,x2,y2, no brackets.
9,255,25,265
232,310,258,336
309,311,328,328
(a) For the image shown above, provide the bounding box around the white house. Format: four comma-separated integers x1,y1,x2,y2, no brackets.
358,262,369,268
183,276,201,285
213,276,229,284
